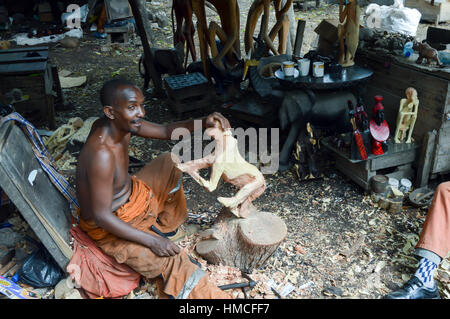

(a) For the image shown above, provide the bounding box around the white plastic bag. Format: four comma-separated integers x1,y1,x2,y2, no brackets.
365,0,422,36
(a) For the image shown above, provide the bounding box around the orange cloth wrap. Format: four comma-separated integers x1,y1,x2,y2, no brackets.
78,176,157,241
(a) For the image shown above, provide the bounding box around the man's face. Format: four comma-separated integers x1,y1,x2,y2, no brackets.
111,85,146,133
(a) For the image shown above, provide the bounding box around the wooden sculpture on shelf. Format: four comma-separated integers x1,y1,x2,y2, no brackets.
176,120,266,218
369,96,390,155
413,41,442,67
338,0,360,67
171,0,196,69
244,0,293,56
394,87,419,144
177,120,286,272
191,0,241,78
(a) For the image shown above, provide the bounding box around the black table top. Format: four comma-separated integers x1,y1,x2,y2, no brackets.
277,65,374,90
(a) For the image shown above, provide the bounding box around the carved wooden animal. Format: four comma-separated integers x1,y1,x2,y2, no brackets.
244,0,293,56
338,0,360,67
192,0,241,78
413,41,442,67
177,121,265,218
171,0,196,69
139,42,185,92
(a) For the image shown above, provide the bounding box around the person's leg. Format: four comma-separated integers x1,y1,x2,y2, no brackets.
385,182,450,299
97,231,232,299
415,182,450,258
134,153,187,234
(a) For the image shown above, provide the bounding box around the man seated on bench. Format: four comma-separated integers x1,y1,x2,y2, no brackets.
75,78,232,299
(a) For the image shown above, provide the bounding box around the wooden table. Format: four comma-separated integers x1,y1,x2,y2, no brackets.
0,46,56,129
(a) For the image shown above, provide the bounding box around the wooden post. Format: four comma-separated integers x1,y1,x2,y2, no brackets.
128,0,164,97
293,19,306,57
415,130,436,188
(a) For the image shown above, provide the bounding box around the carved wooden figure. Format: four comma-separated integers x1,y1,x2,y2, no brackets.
413,41,442,67
394,87,419,144
244,0,293,56
192,0,241,77
171,0,196,69
176,120,266,218
369,96,390,155
338,0,360,67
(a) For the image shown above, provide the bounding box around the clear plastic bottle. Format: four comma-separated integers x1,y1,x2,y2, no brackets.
403,41,413,57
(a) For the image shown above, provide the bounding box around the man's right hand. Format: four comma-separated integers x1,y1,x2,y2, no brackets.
148,236,181,257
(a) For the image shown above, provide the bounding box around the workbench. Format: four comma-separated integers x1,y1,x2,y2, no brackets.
0,46,57,129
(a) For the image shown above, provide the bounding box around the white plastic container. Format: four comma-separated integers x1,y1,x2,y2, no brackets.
399,178,412,193
388,178,399,189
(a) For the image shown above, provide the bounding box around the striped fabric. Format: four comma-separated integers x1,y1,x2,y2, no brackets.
415,257,437,285
0,113,79,214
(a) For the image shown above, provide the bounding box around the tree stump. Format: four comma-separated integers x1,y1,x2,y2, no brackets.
195,207,287,272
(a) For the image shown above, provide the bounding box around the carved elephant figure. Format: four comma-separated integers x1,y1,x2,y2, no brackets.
247,54,357,171
278,90,356,171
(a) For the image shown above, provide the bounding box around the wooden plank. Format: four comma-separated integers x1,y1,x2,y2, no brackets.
357,49,450,81
335,157,373,191
433,154,450,172
0,62,47,74
0,121,72,270
0,46,49,54
437,125,450,144
293,19,306,57
415,130,437,187
370,147,418,171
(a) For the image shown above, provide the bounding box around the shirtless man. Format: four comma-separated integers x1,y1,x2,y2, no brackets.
75,78,231,299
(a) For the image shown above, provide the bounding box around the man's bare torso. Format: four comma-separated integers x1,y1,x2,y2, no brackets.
76,118,132,221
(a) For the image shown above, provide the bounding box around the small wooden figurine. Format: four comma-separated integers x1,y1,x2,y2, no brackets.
369,96,390,155
338,0,360,67
394,87,419,144
176,120,266,218
293,122,322,180
413,41,442,67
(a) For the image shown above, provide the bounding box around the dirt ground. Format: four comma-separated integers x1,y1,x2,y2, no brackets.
3,1,450,299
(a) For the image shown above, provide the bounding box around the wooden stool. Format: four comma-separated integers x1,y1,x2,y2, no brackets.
105,22,134,46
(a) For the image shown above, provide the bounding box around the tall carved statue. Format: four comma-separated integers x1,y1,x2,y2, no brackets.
192,0,241,78
171,0,196,69
244,0,293,56
338,0,360,67
394,87,419,144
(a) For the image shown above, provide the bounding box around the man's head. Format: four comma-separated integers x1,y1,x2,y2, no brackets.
100,78,145,133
